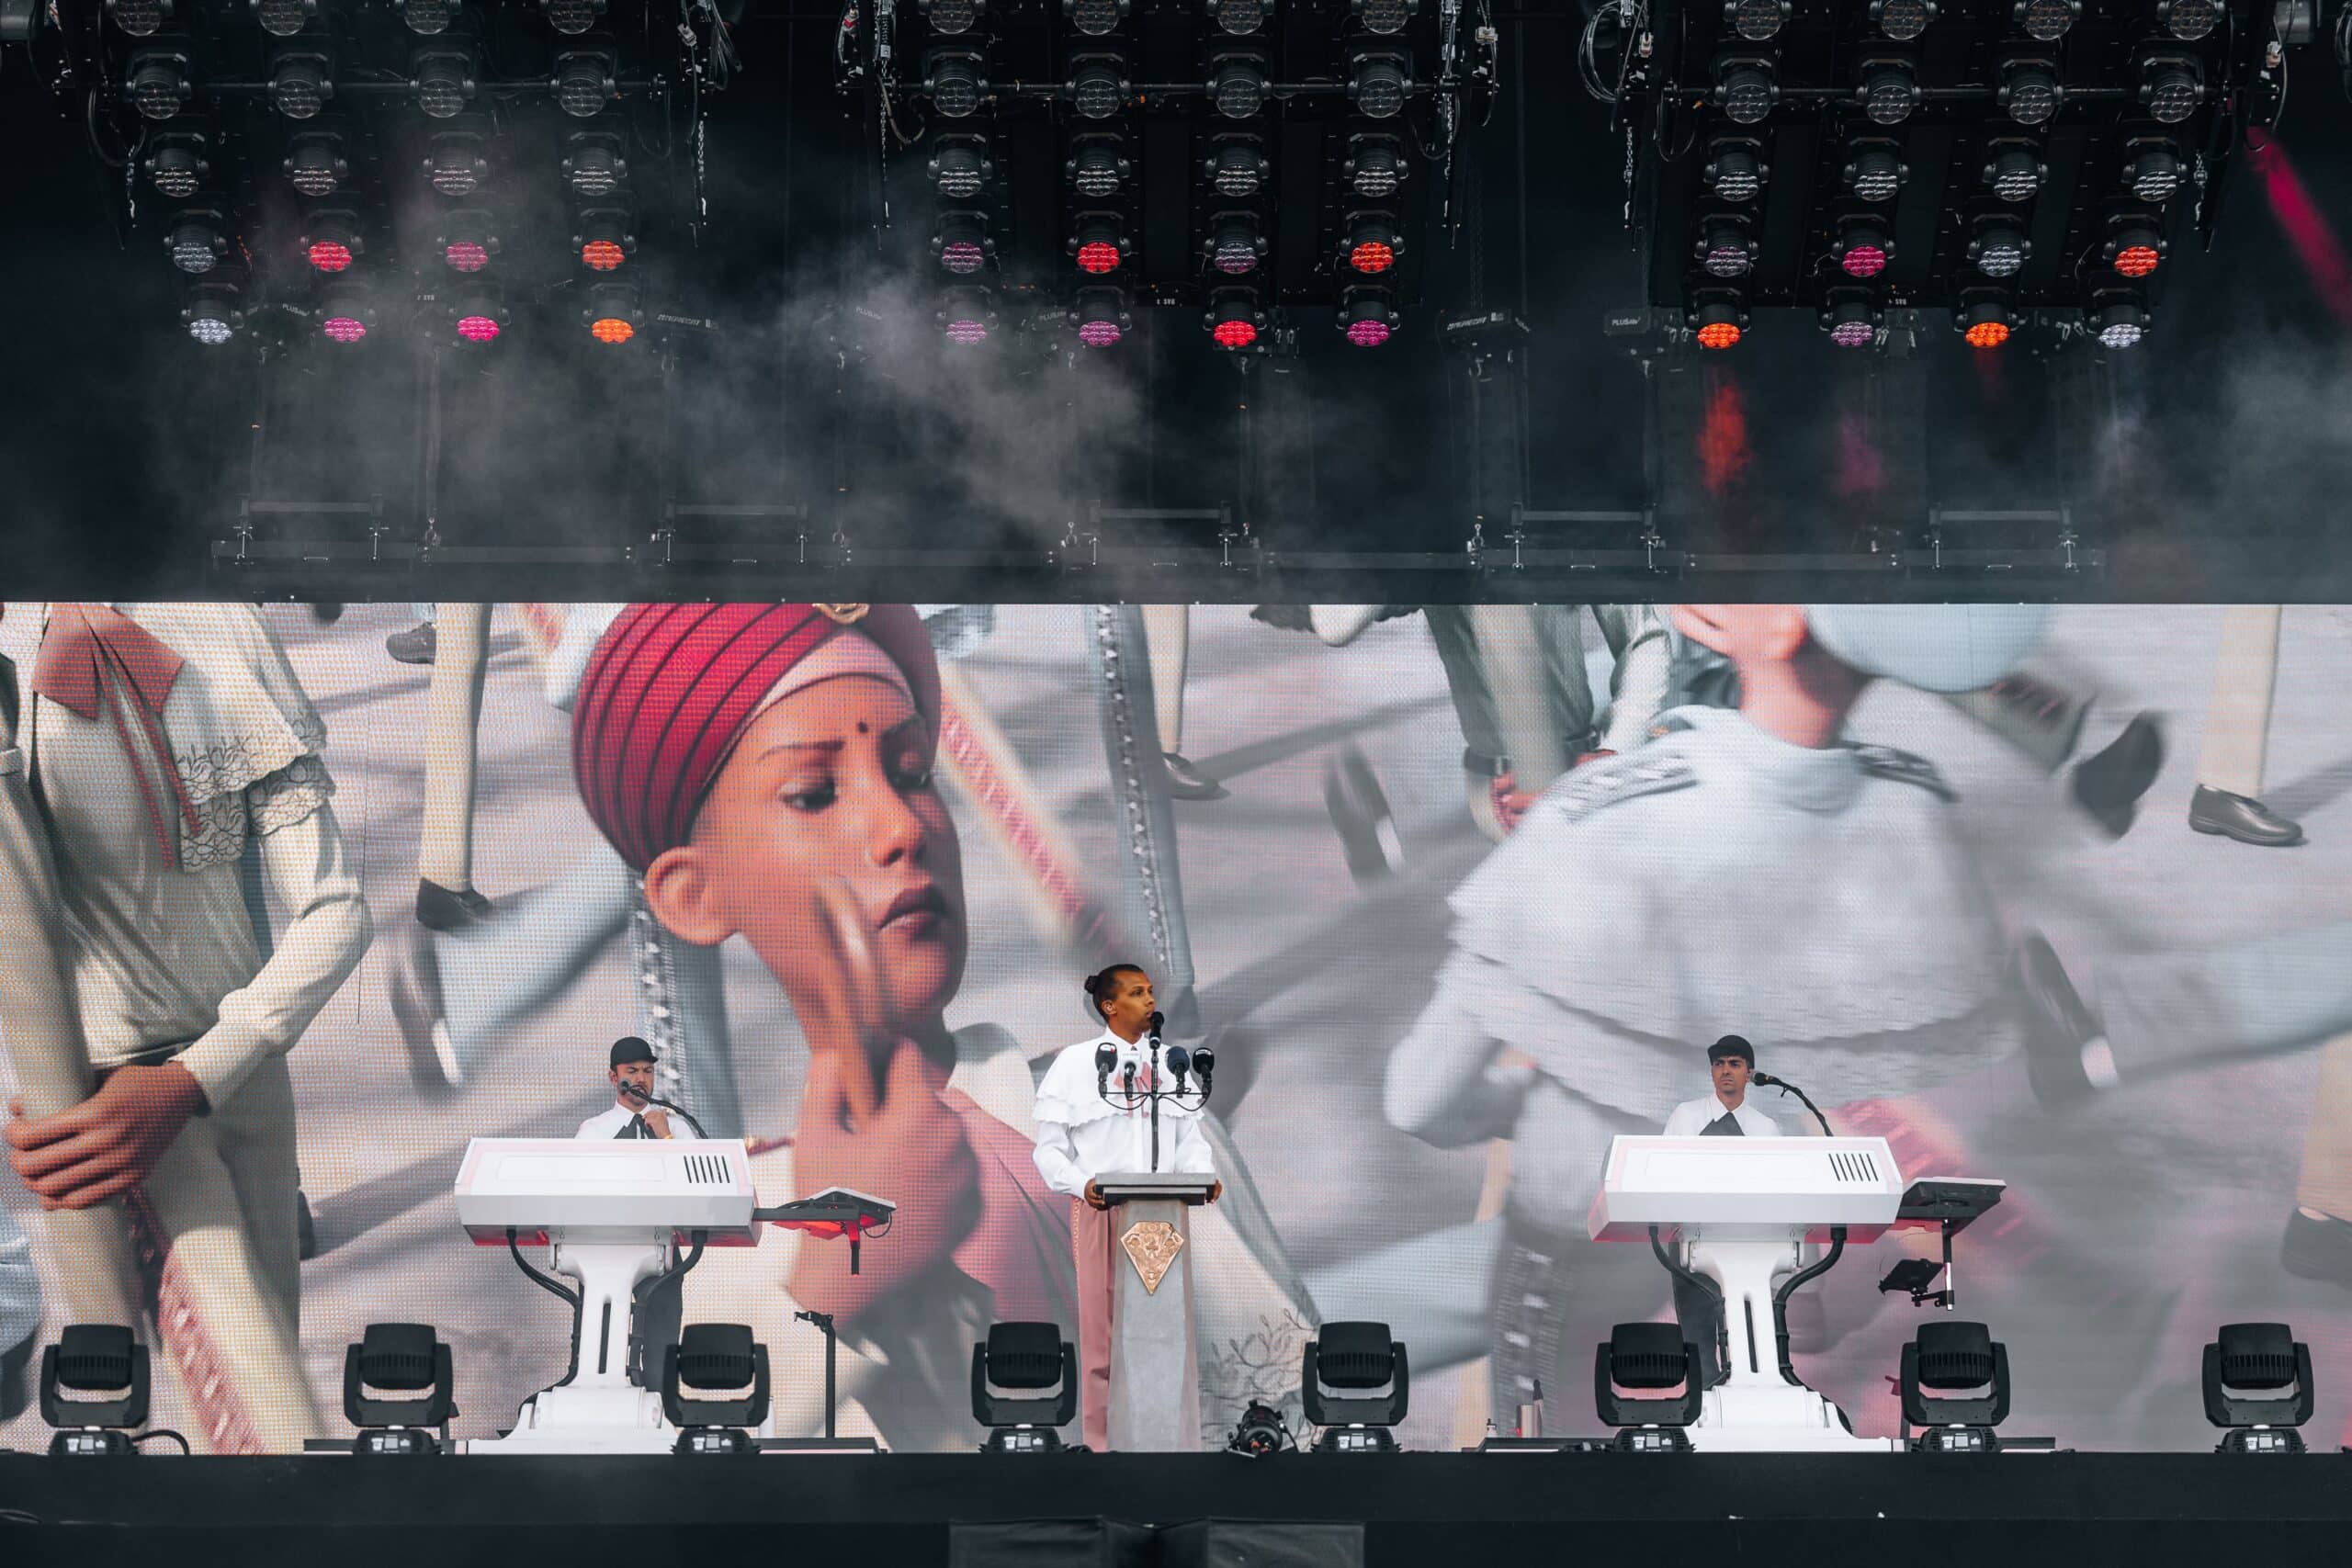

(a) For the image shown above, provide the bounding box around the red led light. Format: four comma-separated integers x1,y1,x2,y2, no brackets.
1076,241,1121,275
582,239,626,271
308,241,352,273
1839,245,1887,279
1349,241,1395,274
591,316,635,344
1963,320,2011,348
2113,244,2160,277
1696,321,1742,349
445,242,489,273
322,315,367,344
1213,318,1258,348
456,314,500,343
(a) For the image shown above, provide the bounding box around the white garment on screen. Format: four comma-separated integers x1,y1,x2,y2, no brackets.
1031,1030,1216,1198
1662,1095,1783,1137
576,1101,671,1139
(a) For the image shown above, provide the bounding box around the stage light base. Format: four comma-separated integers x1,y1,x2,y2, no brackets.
49,1429,136,1457
2216,1427,2306,1454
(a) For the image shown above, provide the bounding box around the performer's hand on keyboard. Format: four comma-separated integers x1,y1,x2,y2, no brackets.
787,1039,979,1325
6,1063,207,1210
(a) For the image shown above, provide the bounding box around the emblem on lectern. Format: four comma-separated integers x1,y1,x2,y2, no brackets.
1120,1220,1185,1294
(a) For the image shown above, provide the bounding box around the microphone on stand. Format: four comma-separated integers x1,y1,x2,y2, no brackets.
639,1093,709,1140
1192,1044,1215,1099
1166,1045,1193,1093
1147,1010,1165,1043
1749,1071,1834,1137
1095,1040,1117,1097
1122,1060,1137,1099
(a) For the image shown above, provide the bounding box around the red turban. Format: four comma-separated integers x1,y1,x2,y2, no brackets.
571,604,941,873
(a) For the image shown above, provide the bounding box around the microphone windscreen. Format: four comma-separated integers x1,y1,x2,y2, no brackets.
1166,1046,1192,1076
1148,1010,1166,1032
1192,1045,1216,1074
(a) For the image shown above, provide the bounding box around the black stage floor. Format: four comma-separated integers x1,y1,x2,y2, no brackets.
7,1451,2352,1568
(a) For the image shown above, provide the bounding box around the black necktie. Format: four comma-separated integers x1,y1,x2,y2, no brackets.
1702,1111,1745,1136
616,1113,650,1139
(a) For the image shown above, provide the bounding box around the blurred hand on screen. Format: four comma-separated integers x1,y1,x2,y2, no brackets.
6,1063,207,1209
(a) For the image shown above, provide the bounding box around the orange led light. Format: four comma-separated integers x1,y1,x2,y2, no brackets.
590,316,635,344
1964,320,2011,348
2113,243,2160,277
1695,321,1741,349
582,239,626,271
1350,241,1395,273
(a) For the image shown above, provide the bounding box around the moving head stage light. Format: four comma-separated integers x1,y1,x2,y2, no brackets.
344,1322,458,1455
1591,0,2312,349
2202,1322,2314,1453
970,1321,1080,1452
40,1325,179,1456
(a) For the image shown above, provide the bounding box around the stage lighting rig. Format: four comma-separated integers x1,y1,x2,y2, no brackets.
185,274,247,344
165,204,230,275
1206,134,1269,198
437,209,498,273
1349,46,1411,118
1069,134,1128,197
576,208,636,273
126,44,192,120
40,1326,164,1456
922,0,984,35
543,0,607,35
554,46,618,118
1205,288,1266,350
1957,289,2014,348
269,47,333,120
301,209,362,274
254,0,317,38
971,1323,1079,1450
1966,218,2030,280
1843,138,1905,202
1210,46,1268,120
1340,286,1398,348
561,127,628,198
926,44,989,118
1208,213,1266,277
1982,141,2045,203
148,125,214,198
1899,1321,2011,1452
1213,0,1267,35
1072,286,1130,348
414,46,477,120
1594,1322,1702,1450
1821,289,1882,349
2202,1323,2313,1453
1302,1323,1408,1452
1070,213,1127,276
1695,212,1755,280
1871,0,1933,40
585,278,640,344
343,1324,456,1452
662,1325,770,1455
2102,214,2165,279
319,279,377,344
1343,133,1405,200
1702,136,1765,202
1068,53,1128,119
941,285,996,344
2089,286,2150,348
402,0,461,36
451,288,506,344
1065,0,1126,37
937,208,996,275
934,135,995,199
283,129,346,197
108,0,170,37
1857,54,1918,126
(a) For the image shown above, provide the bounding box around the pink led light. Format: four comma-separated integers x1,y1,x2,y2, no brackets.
456,314,501,343
322,315,367,343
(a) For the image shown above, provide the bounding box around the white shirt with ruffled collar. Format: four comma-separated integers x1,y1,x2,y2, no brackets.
1030,1029,1216,1198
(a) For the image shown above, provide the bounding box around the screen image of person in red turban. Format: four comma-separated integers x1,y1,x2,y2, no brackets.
567,603,1314,1449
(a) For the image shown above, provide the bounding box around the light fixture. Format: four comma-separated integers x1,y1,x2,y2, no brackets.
1344,134,1404,199
1066,0,1125,35
1715,55,1777,126
301,209,362,273
2012,0,2075,41
562,130,628,197
1210,213,1266,276
415,48,475,118
2142,52,2203,124
1821,290,1881,349
1070,213,1125,275
1210,0,1265,34
584,279,639,344
1339,285,1397,346
39,1326,153,1456
184,276,245,345
1302,1322,1408,1453
1870,0,1933,39
971,1323,1079,1450
555,50,617,118
1069,134,1130,197
164,206,228,275
1351,48,1409,118
938,208,996,275
401,0,460,34
318,280,376,345
2103,213,2165,278
1900,1321,2011,1453
127,49,192,121
1211,51,1267,119
1695,211,1756,278
1844,139,1905,200
1837,219,1893,279
2123,140,2182,202
2158,0,2218,40
343,1325,455,1452
923,0,983,33
1957,289,2013,348
439,208,497,272
270,49,333,119
1724,0,1787,40
940,284,996,344
576,208,635,272
426,128,490,196
1967,217,2030,278
2088,287,2148,348
1999,57,2061,127
1205,287,1263,349
1691,292,1745,349
1703,136,1766,202
2202,1323,2312,1453
1342,211,1399,275
1206,138,1271,197
107,0,171,36
1353,0,1415,33
254,0,316,37
283,129,345,197
1595,1322,1702,1448
662,1325,769,1456
1072,287,1129,348
1983,141,2045,202
542,0,606,34
452,288,505,344
1859,57,1917,126
1068,55,1125,118
146,128,213,199
933,134,993,197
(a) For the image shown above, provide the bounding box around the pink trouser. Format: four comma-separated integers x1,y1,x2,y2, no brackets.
1071,1198,1119,1450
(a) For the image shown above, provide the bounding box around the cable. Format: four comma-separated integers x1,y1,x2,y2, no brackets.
130,1428,192,1453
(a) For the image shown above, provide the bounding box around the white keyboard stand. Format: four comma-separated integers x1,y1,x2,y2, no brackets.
454,1137,762,1454
1589,1135,1910,1453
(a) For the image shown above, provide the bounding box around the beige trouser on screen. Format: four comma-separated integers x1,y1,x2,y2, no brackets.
2198,605,2283,800
419,602,492,892
2295,1033,2352,1224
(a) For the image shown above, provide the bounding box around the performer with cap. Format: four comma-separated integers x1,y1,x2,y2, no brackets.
576,1036,675,1139
1385,603,2043,1427
1663,1035,1782,1139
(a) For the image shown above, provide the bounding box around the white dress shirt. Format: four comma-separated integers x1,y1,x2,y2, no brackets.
576,1102,671,1139
1662,1095,1782,1137
1031,1030,1216,1199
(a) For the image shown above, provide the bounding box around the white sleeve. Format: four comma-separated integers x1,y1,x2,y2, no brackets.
1170,1111,1216,1178
1384,951,1538,1147
1661,1101,1700,1136
1032,1118,1090,1198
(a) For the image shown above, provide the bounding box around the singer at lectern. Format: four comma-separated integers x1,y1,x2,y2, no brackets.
1033,964,1219,1450
575,1036,677,1140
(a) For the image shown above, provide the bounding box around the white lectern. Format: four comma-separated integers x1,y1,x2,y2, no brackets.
455,1136,761,1454
1095,1171,1218,1452
1589,1135,1905,1452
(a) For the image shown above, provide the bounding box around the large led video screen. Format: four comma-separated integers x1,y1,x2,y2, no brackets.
2,600,2346,1454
